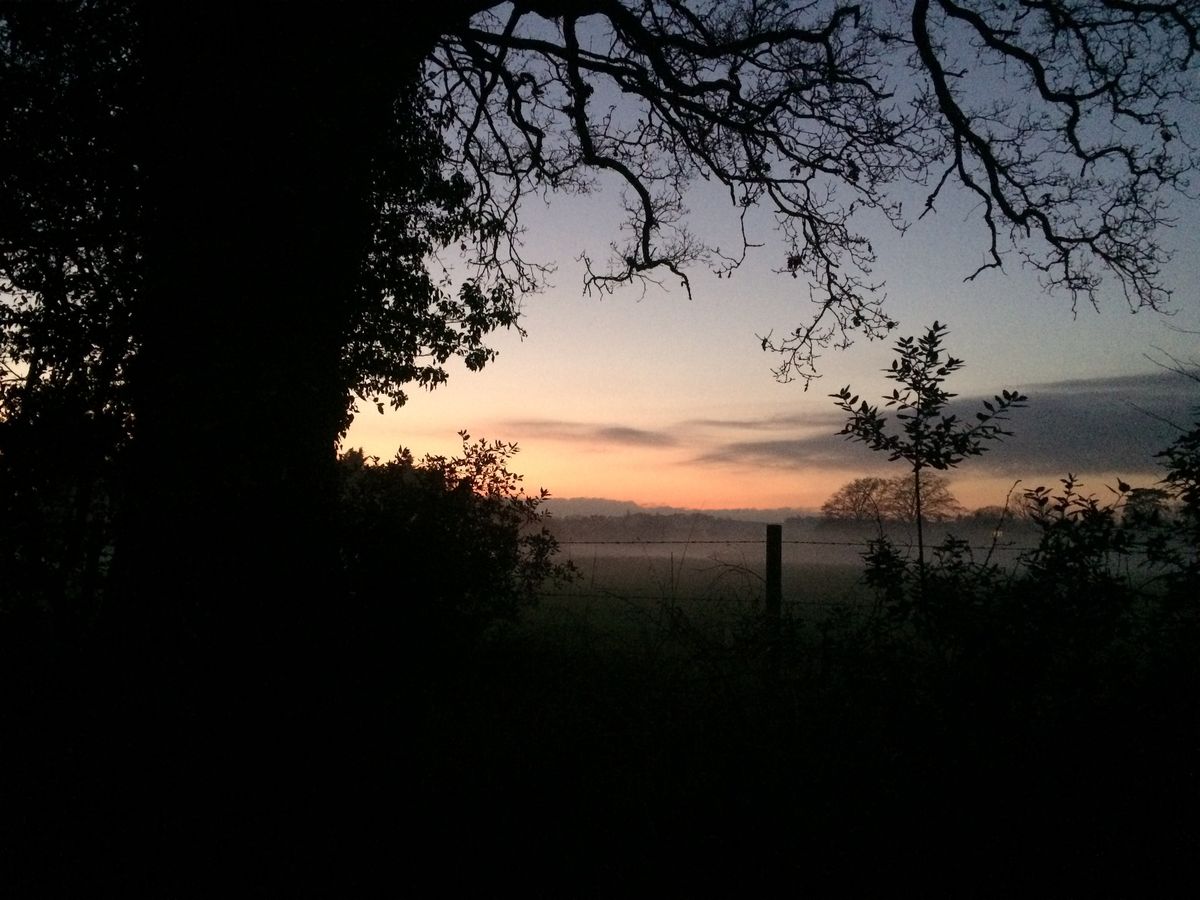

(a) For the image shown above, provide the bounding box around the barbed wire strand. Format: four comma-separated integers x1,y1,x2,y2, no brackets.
556,538,1037,551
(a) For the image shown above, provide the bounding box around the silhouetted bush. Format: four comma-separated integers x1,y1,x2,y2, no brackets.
860,459,1199,689
336,432,576,644
0,384,122,629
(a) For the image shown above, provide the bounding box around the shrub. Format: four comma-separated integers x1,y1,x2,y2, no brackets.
336,431,576,643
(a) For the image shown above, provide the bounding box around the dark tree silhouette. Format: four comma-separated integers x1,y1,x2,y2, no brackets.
1,2,1196,656
821,473,961,523
821,476,895,522
336,435,576,645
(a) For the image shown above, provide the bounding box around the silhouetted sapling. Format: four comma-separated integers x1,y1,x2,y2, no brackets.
831,321,1027,611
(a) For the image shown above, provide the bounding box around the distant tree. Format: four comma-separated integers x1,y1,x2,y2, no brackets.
821,476,893,523
821,473,961,524
965,505,1007,523
884,473,962,524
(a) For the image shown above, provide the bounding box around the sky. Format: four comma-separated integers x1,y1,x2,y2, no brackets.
345,171,1200,514
346,27,1200,515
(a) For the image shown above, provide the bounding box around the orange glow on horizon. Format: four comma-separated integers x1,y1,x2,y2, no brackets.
344,416,1167,515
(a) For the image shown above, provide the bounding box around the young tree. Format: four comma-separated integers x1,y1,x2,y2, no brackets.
831,322,1026,596
1,2,1194,652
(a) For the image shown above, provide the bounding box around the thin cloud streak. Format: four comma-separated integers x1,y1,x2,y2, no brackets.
681,411,844,432
506,372,1196,481
694,435,856,469
504,419,680,448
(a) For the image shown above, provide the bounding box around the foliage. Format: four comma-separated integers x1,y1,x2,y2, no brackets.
1158,420,1200,531
886,472,964,524
0,2,139,620
0,391,117,622
821,476,892,523
336,432,577,641
0,0,142,426
1148,421,1200,597
341,83,528,425
831,321,1026,581
831,322,1027,472
0,4,527,438
3,6,1196,883
1012,476,1144,657
859,459,1200,668
0,4,530,625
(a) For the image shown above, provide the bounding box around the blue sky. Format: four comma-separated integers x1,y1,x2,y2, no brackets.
347,13,1200,513
346,169,1200,512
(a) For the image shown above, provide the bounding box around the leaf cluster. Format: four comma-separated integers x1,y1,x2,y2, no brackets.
831,321,1027,472
861,458,1200,661
0,5,533,443
0,0,142,440
343,85,530,427
1157,421,1200,531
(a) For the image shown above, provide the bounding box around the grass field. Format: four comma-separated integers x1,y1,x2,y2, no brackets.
404,554,1199,895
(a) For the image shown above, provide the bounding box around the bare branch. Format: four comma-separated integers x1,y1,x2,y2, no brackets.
427,1,1197,384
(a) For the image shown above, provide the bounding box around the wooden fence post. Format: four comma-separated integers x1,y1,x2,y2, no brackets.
766,523,782,629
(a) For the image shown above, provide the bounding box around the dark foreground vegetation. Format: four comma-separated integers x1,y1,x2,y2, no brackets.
5,435,1198,895
3,2,1199,893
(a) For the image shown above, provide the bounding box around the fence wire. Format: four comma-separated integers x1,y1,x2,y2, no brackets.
543,532,1041,608
556,537,1038,551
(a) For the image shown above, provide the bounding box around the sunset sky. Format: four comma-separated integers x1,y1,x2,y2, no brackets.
346,152,1200,515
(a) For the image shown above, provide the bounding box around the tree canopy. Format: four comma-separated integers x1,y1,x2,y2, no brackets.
430,0,1198,382
821,473,962,523
0,3,527,432
5,1,1197,426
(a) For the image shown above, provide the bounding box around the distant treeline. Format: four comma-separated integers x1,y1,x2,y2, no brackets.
545,510,1042,549
547,512,771,545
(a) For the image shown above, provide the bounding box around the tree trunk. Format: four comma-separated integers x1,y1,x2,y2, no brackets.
92,7,446,874
118,8,417,652
914,464,927,614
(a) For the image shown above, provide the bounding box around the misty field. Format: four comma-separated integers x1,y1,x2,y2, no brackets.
407,545,1198,895
520,551,868,673
533,532,1029,638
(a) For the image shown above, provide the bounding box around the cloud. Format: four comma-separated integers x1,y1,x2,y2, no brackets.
681,411,843,432
986,371,1196,474
694,435,859,469
504,419,679,448
506,372,1197,476
695,371,1198,476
